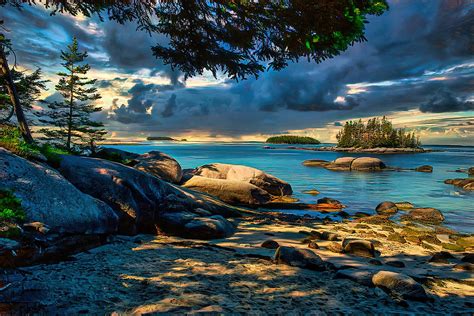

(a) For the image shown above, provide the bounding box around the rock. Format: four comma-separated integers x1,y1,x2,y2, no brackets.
461,253,474,263
95,147,140,162
335,270,374,287
326,242,343,253
442,243,465,252
57,155,240,237
369,259,383,266
456,236,474,248
376,201,398,215
453,263,474,271
429,251,455,263
403,208,445,224
387,233,406,244
351,157,386,171
134,151,183,183
444,178,474,191
158,213,235,240
23,222,50,234
321,231,339,241
469,167,474,176
302,160,330,167
317,197,344,209
302,189,320,195
342,238,376,258
183,176,271,205
0,149,119,235
372,271,428,301
192,163,292,196
0,238,20,251
325,157,356,171
415,165,433,173
385,260,405,268
308,241,319,249
394,202,414,210
261,239,280,249
355,215,393,225
274,246,327,271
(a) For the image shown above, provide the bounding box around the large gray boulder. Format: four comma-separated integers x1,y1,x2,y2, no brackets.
134,151,183,184
274,246,327,271
324,157,356,171
372,271,428,301
191,163,292,196
351,157,386,171
182,176,271,205
0,149,118,235
57,155,240,237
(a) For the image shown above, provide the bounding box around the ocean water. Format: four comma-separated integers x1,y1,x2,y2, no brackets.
110,142,474,233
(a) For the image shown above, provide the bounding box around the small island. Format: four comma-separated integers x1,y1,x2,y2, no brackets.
147,136,186,141
266,135,320,145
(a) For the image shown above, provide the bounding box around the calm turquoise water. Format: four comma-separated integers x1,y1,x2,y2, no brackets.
110,143,474,233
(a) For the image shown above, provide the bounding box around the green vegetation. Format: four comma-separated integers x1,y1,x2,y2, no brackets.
39,37,106,152
266,135,321,145
0,189,26,238
336,117,421,148
147,136,177,141
0,125,68,166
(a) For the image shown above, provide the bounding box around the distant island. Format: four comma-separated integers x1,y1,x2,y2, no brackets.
337,116,420,149
147,136,187,142
266,135,321,145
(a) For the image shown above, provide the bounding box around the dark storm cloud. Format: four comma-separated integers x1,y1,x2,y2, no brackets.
420,90,474,113
161,94,177,118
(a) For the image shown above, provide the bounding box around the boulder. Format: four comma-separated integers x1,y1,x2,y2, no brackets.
444,178,474,191
351,157,386,171
0,149,118,235
134,151,183,184
469,167,474,176
183,176,271,205
372,271,428,301
192,163,292,196
335,270,374,287
342,238,376,258
302,159,330,167
453,263,474,271
375,201,398,215
415,165,433,173
158,213,235,239
57,155,240,237
261,239,280,249
403,208,445,224
325,157,356,171
429,251,455,263
308,241,319,249
326,242,343,253
274,246,327,271
394,202,414,210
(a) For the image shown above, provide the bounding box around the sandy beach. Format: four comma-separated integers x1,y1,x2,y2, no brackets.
3,212,473,315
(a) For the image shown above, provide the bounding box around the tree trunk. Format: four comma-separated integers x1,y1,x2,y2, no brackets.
0,45,33,143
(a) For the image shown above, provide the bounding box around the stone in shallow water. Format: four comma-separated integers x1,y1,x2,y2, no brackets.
376,201,398,215
415,165,433,173
403,208,445,224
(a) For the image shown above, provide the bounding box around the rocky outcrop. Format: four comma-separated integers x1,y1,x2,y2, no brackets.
376,201,398,215
0,148,118,235
372,271,428,301
415,165,433,173
274,246,327,271
351,157,386,171
190,163,292,196
134,151,183,183
57,155,241,237
95,147,140,162
304,157,386,172
183,176,271,205
402,208,445,224
444,178,474,191
342,238,376,258
292,146,428,154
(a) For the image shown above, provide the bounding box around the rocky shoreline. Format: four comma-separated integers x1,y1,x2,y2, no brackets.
265,146,432,154
1,146,473,314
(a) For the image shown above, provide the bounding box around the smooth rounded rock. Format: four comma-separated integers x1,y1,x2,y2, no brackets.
342,238,376,258
134,151,183,183
274,246,327,271
415,165,433,173
351,157,386,171
405,208,445,224
261,239,280,249
376,201,398,215
372,271,428,301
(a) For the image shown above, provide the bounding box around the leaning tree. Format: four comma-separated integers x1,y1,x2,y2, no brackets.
0,0,389,142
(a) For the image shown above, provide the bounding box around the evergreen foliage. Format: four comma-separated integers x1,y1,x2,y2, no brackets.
39,37,106,152
266,135,320,145
336,117,420,148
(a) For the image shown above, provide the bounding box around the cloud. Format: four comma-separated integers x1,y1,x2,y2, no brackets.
161,94,177,118
420,90,474,113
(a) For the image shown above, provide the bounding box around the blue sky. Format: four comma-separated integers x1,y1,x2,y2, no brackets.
2,0,474,144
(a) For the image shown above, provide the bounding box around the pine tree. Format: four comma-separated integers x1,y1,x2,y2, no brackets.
39,37,106,151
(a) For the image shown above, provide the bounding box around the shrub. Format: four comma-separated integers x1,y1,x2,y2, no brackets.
0,189,26,223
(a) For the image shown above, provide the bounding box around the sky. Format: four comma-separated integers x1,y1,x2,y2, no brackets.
2,0,474,144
